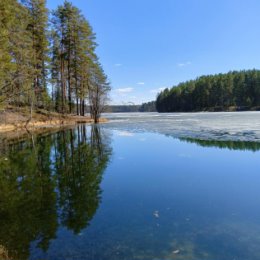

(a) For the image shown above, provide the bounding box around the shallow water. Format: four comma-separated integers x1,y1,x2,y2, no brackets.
0,112,260,260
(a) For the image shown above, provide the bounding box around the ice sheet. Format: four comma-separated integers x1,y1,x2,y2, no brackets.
102,112,260,142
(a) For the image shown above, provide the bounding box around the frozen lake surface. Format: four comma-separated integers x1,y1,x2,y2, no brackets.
103,111,260,142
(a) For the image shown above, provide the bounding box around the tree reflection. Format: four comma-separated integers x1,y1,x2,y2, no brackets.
55,125,111,233
180,137,260,152
0,125,112,260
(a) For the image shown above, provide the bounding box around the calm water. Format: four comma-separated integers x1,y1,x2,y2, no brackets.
1,112,260,260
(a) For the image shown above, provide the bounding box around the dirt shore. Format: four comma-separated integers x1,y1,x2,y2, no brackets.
0,108,107,134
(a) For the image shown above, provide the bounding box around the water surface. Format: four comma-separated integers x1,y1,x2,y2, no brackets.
0,112,260,260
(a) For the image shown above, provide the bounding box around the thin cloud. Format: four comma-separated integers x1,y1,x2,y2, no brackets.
114,63,122,67
137,82,145,85
177,61,191,67
115,87,134,93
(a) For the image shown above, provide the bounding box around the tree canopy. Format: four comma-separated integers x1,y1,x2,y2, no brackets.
156,70,260,112
0,0,110,120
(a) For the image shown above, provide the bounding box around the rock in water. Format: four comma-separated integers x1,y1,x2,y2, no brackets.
153,210,159,218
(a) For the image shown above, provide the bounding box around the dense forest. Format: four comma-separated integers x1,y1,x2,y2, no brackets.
156,70,260,112
0,0,110,122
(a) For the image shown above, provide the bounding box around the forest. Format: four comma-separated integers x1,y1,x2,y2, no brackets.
106,101,156,113
156,70,260,112
0,0,110,122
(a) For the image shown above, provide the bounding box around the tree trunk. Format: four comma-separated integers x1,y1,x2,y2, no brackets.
60,55,66,113
76,98,79,115
82,99,85,116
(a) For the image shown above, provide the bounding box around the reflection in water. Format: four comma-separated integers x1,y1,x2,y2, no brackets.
0,125,112,260
180,137,260,151
1,118,260,260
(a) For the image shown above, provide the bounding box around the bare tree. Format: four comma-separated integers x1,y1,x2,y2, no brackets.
88,63,110,123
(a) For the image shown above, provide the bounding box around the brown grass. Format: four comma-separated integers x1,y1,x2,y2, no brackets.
0,245,12,260
0,107,107,134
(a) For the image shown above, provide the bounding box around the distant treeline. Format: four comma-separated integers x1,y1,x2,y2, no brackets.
156,70,260,112
106,101,156,113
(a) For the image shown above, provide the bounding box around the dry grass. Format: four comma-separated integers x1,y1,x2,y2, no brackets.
0,106,107,134
0,245,12,260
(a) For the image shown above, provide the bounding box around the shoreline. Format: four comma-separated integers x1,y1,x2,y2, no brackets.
0,108,107,135
0,118,108,144
0,117,107,133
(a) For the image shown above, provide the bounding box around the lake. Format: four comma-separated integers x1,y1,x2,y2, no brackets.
1,112,260,260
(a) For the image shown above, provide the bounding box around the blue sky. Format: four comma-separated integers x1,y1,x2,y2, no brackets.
47,0,260,105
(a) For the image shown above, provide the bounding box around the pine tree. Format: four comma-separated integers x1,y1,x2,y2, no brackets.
22,0,49,108
0,0,35,106
0,0,110,118
51,1,109,117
